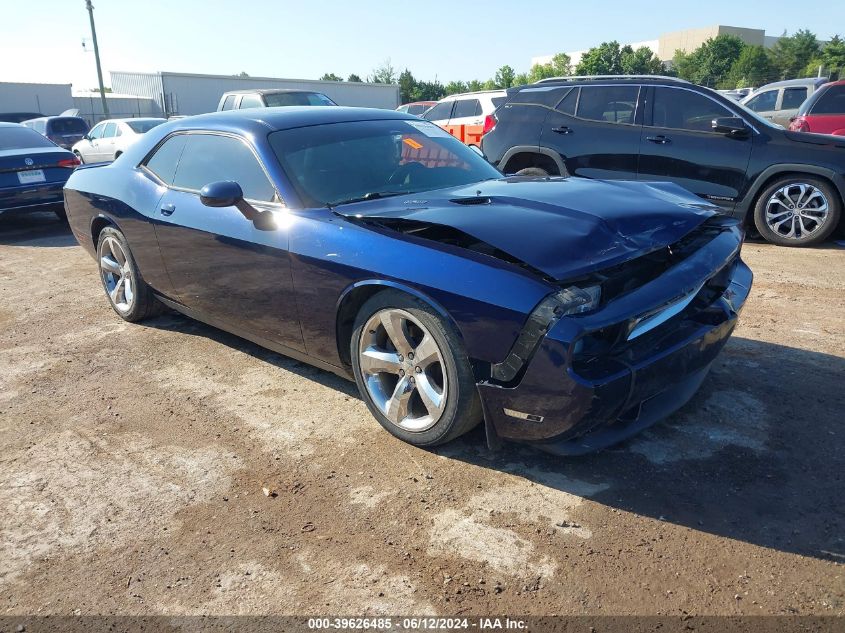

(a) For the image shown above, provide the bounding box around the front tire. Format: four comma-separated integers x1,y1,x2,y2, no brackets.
96,227,162,322
351,291,482,447
753,176,841,246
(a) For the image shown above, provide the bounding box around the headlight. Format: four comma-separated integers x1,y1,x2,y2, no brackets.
554,285,601,316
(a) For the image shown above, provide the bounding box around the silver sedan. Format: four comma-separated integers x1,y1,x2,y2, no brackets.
71,117,166,164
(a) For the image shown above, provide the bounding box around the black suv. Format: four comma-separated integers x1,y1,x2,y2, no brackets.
482,75,845,246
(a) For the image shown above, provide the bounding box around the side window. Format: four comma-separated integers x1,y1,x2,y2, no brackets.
103,123,116,138
652,88,732,132
115,125,123,137
577,86,639,124
422,101,453,122
556,87,579,115
745,90,777,112
453,99,481,118
221,95,236,111
172,134,277,202
781,87,808,110
238,94,264,109
811,85,845,114
144,134,188,185
88,123,104,140
510,86,571,108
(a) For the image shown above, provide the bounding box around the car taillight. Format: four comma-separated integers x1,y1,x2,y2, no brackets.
57,157,81,168
482,114,497,135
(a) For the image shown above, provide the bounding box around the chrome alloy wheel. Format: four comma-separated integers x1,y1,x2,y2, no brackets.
358,308,447,432
99,236,134,314
765,183,829,240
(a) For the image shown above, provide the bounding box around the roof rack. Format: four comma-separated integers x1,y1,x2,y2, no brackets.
534,75,689,84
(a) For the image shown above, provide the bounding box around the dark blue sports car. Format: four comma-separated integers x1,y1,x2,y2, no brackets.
63,107,752,454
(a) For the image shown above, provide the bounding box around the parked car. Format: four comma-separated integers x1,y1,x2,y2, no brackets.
740,77,828,128
217,89,337,111
0,112,44,124
21,116,90,150
718,88,752,102
71,117,167,164
422,90,507,147
396,101,436,116
789,80,845,136
482,75,844,246
0,122,79,220
63,107,751,454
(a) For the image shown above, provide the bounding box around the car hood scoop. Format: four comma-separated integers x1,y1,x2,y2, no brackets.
340,178,719,281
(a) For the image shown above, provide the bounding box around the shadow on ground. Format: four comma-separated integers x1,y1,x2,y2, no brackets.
0,212,76,247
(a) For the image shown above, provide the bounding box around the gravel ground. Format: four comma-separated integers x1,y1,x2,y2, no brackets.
1,212,843,617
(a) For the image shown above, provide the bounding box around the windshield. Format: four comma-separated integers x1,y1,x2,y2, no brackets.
264,92,337,107
0,126,56,149
50,118,88,134
126,119,166,133
269,119,502,207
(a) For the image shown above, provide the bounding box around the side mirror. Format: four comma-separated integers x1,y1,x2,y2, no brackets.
712,117,750,138
200,180,243,208
83,134,90,141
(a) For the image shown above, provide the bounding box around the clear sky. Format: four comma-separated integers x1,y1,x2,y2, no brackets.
1,0,843,90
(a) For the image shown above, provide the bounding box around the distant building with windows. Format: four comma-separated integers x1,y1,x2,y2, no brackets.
531,25,792,69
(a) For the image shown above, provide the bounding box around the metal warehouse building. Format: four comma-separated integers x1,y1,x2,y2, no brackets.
110,71,400,117
0,81,74,116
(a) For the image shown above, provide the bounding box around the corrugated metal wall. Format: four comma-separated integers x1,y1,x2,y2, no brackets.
0,82,74,115
110,71,399,116
72,93,163,126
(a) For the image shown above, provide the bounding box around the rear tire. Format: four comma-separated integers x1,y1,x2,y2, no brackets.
753,175,841,246
96,227,163,322
351,290,482,447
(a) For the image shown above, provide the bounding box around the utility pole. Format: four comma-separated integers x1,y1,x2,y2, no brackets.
85,0,109,117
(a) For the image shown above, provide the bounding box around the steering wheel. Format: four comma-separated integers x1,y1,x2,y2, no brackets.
388,161,426,187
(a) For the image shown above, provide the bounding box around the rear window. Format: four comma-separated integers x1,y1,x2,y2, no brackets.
811,84,845,115
453,99,481,118
48,118,88,134
126,119,165,134
510,86,572,108
144,134,187,185
406,104,430,115
263,92,336,107
577,86,639,124
0,126,56,150
491,97,506,109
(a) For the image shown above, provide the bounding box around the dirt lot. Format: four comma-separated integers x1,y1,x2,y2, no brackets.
1,212,843,617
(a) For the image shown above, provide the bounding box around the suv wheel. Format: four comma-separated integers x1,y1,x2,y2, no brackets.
753,176,841,246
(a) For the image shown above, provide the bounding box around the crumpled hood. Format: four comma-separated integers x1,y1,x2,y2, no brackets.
340,177,720,280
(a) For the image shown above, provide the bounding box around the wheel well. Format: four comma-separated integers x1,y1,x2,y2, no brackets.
501,152,560,175
335,285,389,368
744,171,843,230
114,151,122,158
90,216,115,249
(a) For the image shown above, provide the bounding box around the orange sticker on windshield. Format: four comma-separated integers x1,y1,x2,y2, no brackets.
403,137,423,150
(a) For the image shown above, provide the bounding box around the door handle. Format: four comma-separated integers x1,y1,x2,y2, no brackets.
551,126,573,134
646,135,671,144
160,203,176,216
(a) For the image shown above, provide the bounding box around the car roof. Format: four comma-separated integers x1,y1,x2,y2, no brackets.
222,89,326,96
439,90,507,100
751,77,829,91
22,115,87,122
170,106,414,134
533,75,689,86
95,117,167,124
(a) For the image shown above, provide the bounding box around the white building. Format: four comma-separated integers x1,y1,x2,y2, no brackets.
110,71,400,117
0,81,73,116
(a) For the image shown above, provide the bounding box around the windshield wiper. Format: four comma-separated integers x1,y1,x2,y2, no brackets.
327,191,406,208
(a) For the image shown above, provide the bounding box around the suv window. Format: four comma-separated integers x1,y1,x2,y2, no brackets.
239,94,264,109
144,134,188,185
103,123,116,138
556,87,578,115
577,86,639,124
453,99,481,118
511,86,572,108
781,87,808,110
423,101,453,122
172,134,277,202
652,87,732,132
221,95,236,111
812,84,845,114
745,90,777,112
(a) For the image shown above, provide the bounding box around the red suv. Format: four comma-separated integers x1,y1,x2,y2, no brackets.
789,80,845,136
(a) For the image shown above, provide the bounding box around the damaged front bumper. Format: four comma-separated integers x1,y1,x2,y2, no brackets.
478,224,753,455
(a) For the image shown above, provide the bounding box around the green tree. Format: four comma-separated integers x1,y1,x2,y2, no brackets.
347,73,362,83
526,52,572,83
482,79,498,90
513,72,530,86
809,34,845,79
319,73,343,81
769,29,820,80
466,79,486,92
398,68,416,103
575,41,626,75
620,46,664,74
672,34,744,87
444,80,468,95
494,65,516,88
726,45,774,88
412,80,445,101
370,59,397,84
528,63,558,82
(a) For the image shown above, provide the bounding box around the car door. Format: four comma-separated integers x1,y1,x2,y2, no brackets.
637,86,753,210
79,122,104,162
776,86,809,127
149,132,304,351
97,122,117,161
540,84,643,179
445,97,484,146
743,89,779,124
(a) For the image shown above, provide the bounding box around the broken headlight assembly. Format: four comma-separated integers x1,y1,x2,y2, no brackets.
553,285,601,316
